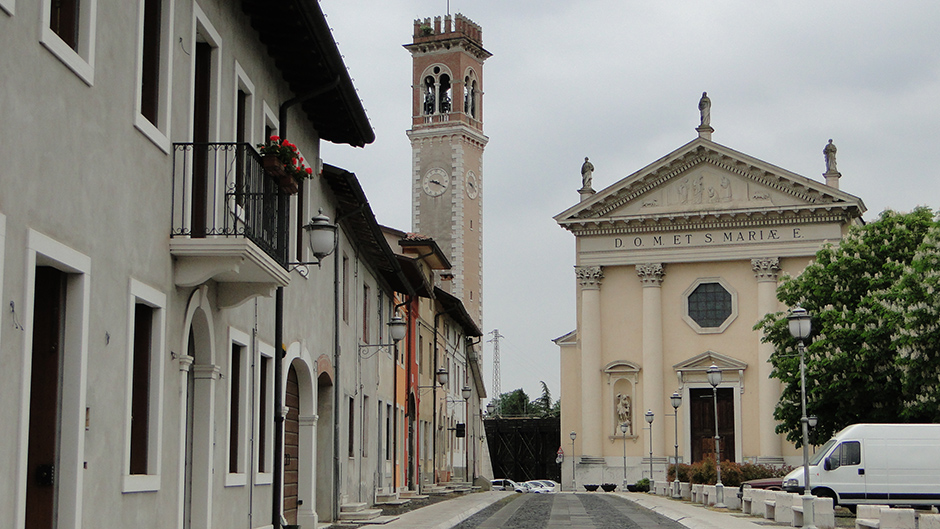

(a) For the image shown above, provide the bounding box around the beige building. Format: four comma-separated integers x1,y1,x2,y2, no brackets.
554,107,865,488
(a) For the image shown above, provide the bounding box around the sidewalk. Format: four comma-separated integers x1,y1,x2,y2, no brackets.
624,492,770,529
375,490,510,529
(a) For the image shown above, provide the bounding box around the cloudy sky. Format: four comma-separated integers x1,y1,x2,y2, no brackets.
318,0,940,403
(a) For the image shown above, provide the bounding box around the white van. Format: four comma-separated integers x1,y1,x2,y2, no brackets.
783,423,940,509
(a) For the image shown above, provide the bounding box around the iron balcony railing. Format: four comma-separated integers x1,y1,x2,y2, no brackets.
171,142,288,268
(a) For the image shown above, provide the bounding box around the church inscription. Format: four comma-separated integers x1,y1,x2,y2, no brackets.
614,227,803,249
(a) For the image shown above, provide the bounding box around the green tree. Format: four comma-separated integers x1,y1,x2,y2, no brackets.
755,208,940,446
496,388,530,416
528,381,560,418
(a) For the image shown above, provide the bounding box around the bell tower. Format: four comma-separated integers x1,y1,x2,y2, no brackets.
405,14,491,326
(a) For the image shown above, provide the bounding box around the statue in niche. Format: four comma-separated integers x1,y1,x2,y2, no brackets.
698,91,711,127
824,139,838,173
581,157,594,189
616,393,632,434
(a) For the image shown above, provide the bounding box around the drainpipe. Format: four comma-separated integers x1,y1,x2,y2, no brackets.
272,76,341,529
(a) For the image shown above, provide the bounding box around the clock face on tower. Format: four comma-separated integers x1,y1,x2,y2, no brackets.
465,171,479,199
422,168,450,196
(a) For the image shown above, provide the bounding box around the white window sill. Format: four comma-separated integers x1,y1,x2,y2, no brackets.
225,472,247,487
41,27,94,86
122,474,161,493
134,114,171,154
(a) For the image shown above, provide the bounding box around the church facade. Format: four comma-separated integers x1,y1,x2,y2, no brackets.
554,106,865,488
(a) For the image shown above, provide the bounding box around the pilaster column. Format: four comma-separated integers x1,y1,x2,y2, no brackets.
637,263,665,460
752,257,782,460
577,265,604,457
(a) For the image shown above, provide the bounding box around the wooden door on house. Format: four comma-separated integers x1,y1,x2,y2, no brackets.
26,267,66,529
689,387,735,463
284,366,300,524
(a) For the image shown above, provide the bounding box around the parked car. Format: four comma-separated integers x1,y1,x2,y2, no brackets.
490,479,525,492
737,477,784,499
538,480,561,493
524,480,552,493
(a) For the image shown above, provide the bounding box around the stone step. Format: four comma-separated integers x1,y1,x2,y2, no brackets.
354,515,401,525
340,502,369,513
338,508,383,521
399,491,428,500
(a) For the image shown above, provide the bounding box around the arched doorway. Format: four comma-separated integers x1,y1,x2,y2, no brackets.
284,366,300,524
181,289,217,529
315,370,334,521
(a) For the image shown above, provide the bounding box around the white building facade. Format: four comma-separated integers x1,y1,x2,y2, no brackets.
0,1,419,528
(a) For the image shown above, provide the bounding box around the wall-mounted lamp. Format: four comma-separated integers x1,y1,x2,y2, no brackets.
419,368,449,392
358,315,407,358
290,209,337,273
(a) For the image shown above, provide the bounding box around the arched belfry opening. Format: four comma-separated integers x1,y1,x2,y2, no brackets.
422,66,453,116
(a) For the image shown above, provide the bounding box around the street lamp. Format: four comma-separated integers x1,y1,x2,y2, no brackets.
707,364,726,508
645,410,654,482
788,307,816,529
670,391,682,498
485,402,495,416
620,422,628,489
569,431,577,492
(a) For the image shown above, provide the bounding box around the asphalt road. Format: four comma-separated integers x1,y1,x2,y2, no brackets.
452,493,695,529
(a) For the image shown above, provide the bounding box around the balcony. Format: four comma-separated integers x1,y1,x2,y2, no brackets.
170,143,290,308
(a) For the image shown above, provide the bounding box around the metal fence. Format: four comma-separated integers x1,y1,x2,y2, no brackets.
171,142,288,267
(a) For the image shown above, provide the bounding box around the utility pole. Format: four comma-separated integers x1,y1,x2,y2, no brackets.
488,330,504,413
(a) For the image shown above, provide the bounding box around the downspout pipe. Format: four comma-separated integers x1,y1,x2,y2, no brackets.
273,76,340,529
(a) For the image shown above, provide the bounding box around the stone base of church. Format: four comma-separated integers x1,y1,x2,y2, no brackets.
562,456,672,492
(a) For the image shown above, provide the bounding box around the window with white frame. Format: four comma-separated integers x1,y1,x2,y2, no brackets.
134,0,173,151
226,328,250,485
256,346,273,481
41,0,98,85
124,279,166,493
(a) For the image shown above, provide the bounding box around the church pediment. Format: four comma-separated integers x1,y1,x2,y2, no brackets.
555,138,865,234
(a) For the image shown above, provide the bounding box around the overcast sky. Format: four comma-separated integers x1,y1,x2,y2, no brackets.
318,0,940,403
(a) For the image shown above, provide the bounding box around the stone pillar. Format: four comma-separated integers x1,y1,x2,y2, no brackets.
577,265,604,457
637,263,665,460
752,257,782,461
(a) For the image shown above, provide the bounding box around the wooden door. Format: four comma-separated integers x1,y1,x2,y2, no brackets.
26,267,66,529
191,41,211,237
283,366,300,524
689,387,735,463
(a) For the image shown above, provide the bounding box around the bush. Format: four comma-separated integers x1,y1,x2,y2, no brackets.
672,456,793,488
634,478,650,492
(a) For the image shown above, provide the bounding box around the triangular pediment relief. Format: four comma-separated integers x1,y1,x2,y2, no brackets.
555,138,865,233
674,350,747,372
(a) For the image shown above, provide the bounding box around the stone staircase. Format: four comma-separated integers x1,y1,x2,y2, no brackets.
338,502,384,523
374,490,411,506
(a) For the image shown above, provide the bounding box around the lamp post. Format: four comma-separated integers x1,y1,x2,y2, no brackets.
645,410,654,482
569,431,577,491
788,307,816,529
462,386,472,482
670,391,682,498
620,422,628,489
707,364,726,508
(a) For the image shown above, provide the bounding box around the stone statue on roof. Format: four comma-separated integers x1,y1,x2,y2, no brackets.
698,92,711,127
824,139,838,173
581,157,594,189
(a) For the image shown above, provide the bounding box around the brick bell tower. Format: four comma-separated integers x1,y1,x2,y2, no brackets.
405,14,491,327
